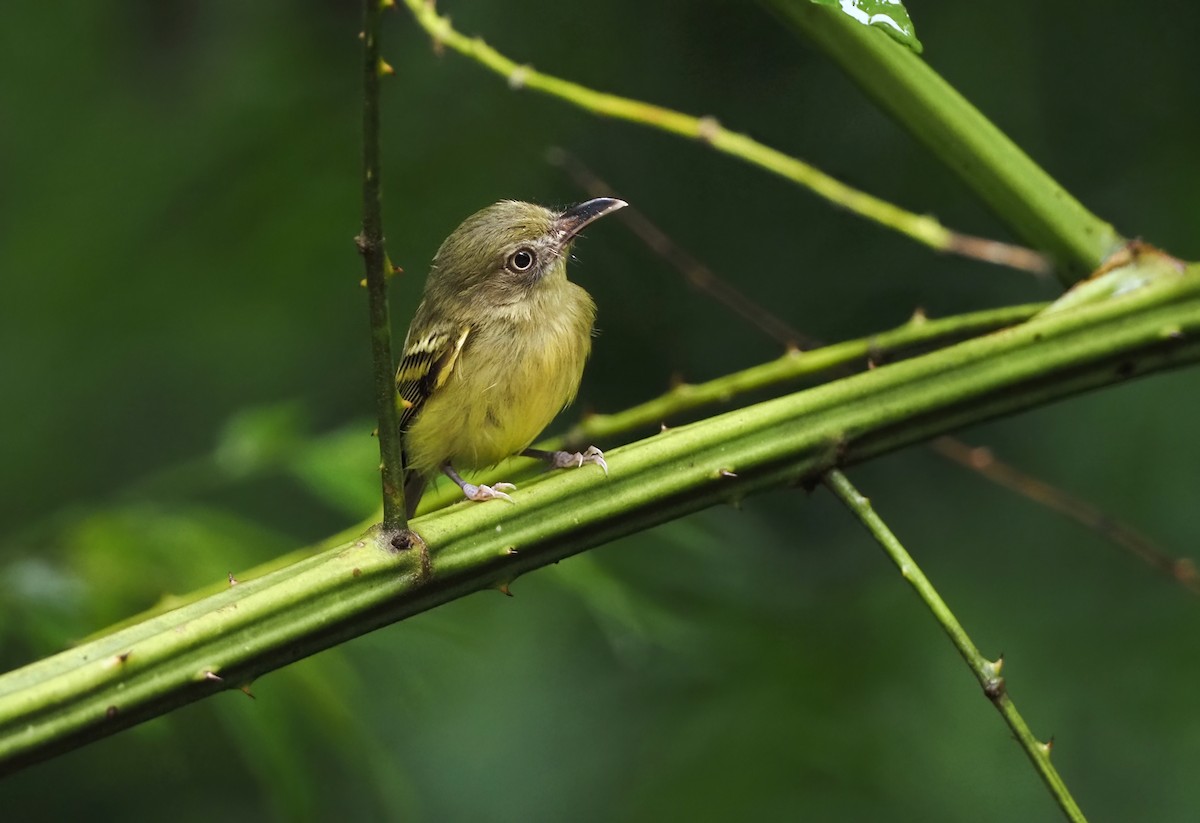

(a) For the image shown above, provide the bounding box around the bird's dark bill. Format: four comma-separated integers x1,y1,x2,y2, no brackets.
556,197,628,243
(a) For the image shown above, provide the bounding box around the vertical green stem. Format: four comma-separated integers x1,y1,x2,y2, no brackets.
359,0,407,530
823,469,1087,823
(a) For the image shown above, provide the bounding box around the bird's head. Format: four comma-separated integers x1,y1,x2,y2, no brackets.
426,198,626,307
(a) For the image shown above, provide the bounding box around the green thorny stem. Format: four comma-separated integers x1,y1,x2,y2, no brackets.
77,300,1050,630
399,0,1053,276
552,154,1198,594
415,302,1046,515
359,0,407,531
824,469,1087,823
3,262,1199,774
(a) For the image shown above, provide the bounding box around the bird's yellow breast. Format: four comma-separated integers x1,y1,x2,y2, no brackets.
403,281,595,474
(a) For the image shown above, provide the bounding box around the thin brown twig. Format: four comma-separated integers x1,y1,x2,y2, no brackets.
551,152,1196,596
930,437,1200,592
547,148,820,351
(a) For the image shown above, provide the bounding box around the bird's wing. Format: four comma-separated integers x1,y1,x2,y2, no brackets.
396,323,471,433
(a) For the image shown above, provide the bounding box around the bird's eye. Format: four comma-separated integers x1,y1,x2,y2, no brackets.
507,248,536,273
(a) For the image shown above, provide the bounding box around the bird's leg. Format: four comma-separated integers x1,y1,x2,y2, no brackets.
522,446,608,476
442,463,517,505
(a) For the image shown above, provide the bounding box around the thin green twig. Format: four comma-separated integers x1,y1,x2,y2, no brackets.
823,469,1087,823
359,0,407,530
767,1,1122,283
399,0,1049,275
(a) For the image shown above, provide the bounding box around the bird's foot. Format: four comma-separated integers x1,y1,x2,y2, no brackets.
530,446,608,476
460,481,517,505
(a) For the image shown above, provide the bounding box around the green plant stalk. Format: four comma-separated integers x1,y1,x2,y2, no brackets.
400,0,1047,273
414,300,1046,514
768,1,1122,282
85,300,1048,631
824,469,1086,822
359,0,407,529
2,267,1198,773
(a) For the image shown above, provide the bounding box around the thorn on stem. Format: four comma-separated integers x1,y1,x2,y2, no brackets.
106,650,132,668
496,582,514,597
430,11,449,55
239,684,256,700
205,671,223,682
1042,736,1055,757
378,58,395,77
508,65,531,90
696,115,721,144
228,572,238,586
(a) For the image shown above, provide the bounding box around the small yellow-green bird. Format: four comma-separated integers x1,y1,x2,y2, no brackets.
397,197,627,517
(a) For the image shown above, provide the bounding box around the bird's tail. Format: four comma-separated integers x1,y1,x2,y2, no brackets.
404,469,427,519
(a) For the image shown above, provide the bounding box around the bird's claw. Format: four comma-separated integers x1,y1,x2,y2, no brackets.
581,446,608,476
461,482,517,505
551,445,608,476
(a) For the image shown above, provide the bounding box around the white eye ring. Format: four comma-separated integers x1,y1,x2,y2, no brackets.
507,248,536,273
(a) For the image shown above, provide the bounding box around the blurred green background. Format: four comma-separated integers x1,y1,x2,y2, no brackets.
3,1,1199,820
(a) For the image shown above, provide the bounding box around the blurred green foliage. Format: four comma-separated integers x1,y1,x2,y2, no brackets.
3,1,1200,820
